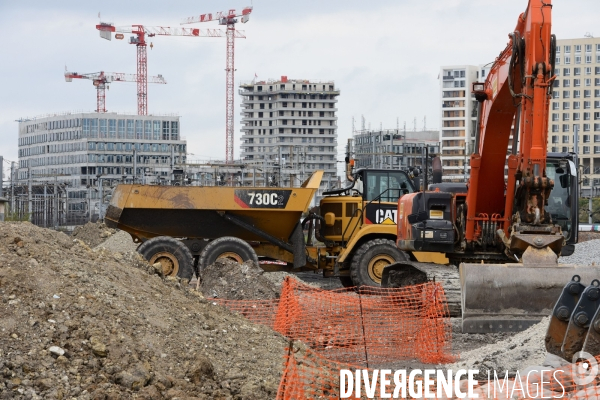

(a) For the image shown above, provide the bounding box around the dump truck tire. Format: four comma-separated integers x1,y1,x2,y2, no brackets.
198,236,259,271
137,236,194,280
350,239,408,287
339,276,354,288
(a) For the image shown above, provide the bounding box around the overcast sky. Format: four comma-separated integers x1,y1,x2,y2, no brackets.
1,0,598,179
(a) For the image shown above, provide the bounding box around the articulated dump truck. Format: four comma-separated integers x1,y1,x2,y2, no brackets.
106,166,453,297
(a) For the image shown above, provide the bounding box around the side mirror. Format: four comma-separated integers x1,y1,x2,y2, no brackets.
559,174,570,189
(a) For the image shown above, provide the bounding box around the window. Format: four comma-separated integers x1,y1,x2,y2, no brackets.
563,113,570,121
553,102,560,110
574,102,581,109
563,133,570,140
584,135,591,143
597,44,600,52
574,113,581,121
585,101,592,109
585,112,591,120
575,68,581,76
586,55,592,64
553,91,560,99
562,147,569,153
556,56,561,65
596,78,600,86
584,124,591,132
596,101,600,109
552,135,559,143
596,134,600,141
552,124,559,132
586,79,592,87
595,146,600,153
552,113,559,121
556,69,561,76
585,89,591,97
586,67,592,75
563,91,570,99
556,46,561,54
565,45,571,53
596,124,600,132
575,79,581,87
574,90,581,98
584,146,590,154
564,68,571,76
563,102,570,110
564,79,570,87
565,56,571,64
575,45,581,53
586,44,592,53
596,67,600,75
596,112,600,120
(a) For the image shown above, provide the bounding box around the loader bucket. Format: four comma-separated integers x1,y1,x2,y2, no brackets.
460,263,600,333
560,280,600,360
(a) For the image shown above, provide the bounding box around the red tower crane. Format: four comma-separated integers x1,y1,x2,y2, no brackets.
181,6,253,163
95,23,246,116
64,70,166,113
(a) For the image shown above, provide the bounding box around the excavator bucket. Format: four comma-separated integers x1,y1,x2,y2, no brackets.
545,276,585,357
560,280,600,360
460,235,599,333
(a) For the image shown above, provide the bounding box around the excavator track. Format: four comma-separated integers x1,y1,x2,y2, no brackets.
381,262,461,317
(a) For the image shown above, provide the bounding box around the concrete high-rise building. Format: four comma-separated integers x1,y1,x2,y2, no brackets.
547,36,600,197
438,64,491,181
239,77,339,199
17,112,186,222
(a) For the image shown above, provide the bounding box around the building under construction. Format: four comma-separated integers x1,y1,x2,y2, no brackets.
238,77,339,202
351,128,440,171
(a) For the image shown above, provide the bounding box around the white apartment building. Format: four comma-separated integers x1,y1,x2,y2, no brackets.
17,111,187,196
239,77,339,199
438,64,491,181
547,36,600,197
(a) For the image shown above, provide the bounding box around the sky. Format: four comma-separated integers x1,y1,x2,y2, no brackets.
0,0,599,180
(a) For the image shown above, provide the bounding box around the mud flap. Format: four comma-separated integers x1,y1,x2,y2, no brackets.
460,263,600,333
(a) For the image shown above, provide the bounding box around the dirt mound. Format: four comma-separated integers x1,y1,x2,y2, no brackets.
71,222,116,248
94,230,138,254
0,222,287,399
448,317,549,379
199,259,279,300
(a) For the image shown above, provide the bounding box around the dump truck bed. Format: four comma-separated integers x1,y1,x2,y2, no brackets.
105,171,323,243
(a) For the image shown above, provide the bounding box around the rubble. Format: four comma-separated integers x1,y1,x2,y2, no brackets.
198,259,280,300
71,221,116,248
0,222,287,399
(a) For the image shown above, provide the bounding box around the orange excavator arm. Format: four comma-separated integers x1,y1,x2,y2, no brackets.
467,0,556,247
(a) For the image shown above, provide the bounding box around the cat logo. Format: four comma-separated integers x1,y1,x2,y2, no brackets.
375,209,397,224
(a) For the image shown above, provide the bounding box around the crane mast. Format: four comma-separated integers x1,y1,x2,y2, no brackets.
181,6,252,163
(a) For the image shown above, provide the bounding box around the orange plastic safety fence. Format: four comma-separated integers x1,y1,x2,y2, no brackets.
215,277,453,366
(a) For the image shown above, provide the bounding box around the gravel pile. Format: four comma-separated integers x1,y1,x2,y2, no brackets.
0,222,287,399
199,259,280,300
559,238,600,266
447,317,549,379
71,222,116,248
94,230,138,254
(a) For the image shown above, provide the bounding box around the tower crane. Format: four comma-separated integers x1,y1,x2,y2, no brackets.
181,6,253,163
95,23,246,116
64,70,166,113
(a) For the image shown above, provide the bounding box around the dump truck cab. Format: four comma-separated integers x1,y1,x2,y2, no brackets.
309,167,418,286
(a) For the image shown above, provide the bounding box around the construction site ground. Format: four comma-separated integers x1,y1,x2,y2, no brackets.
2,221,599,399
